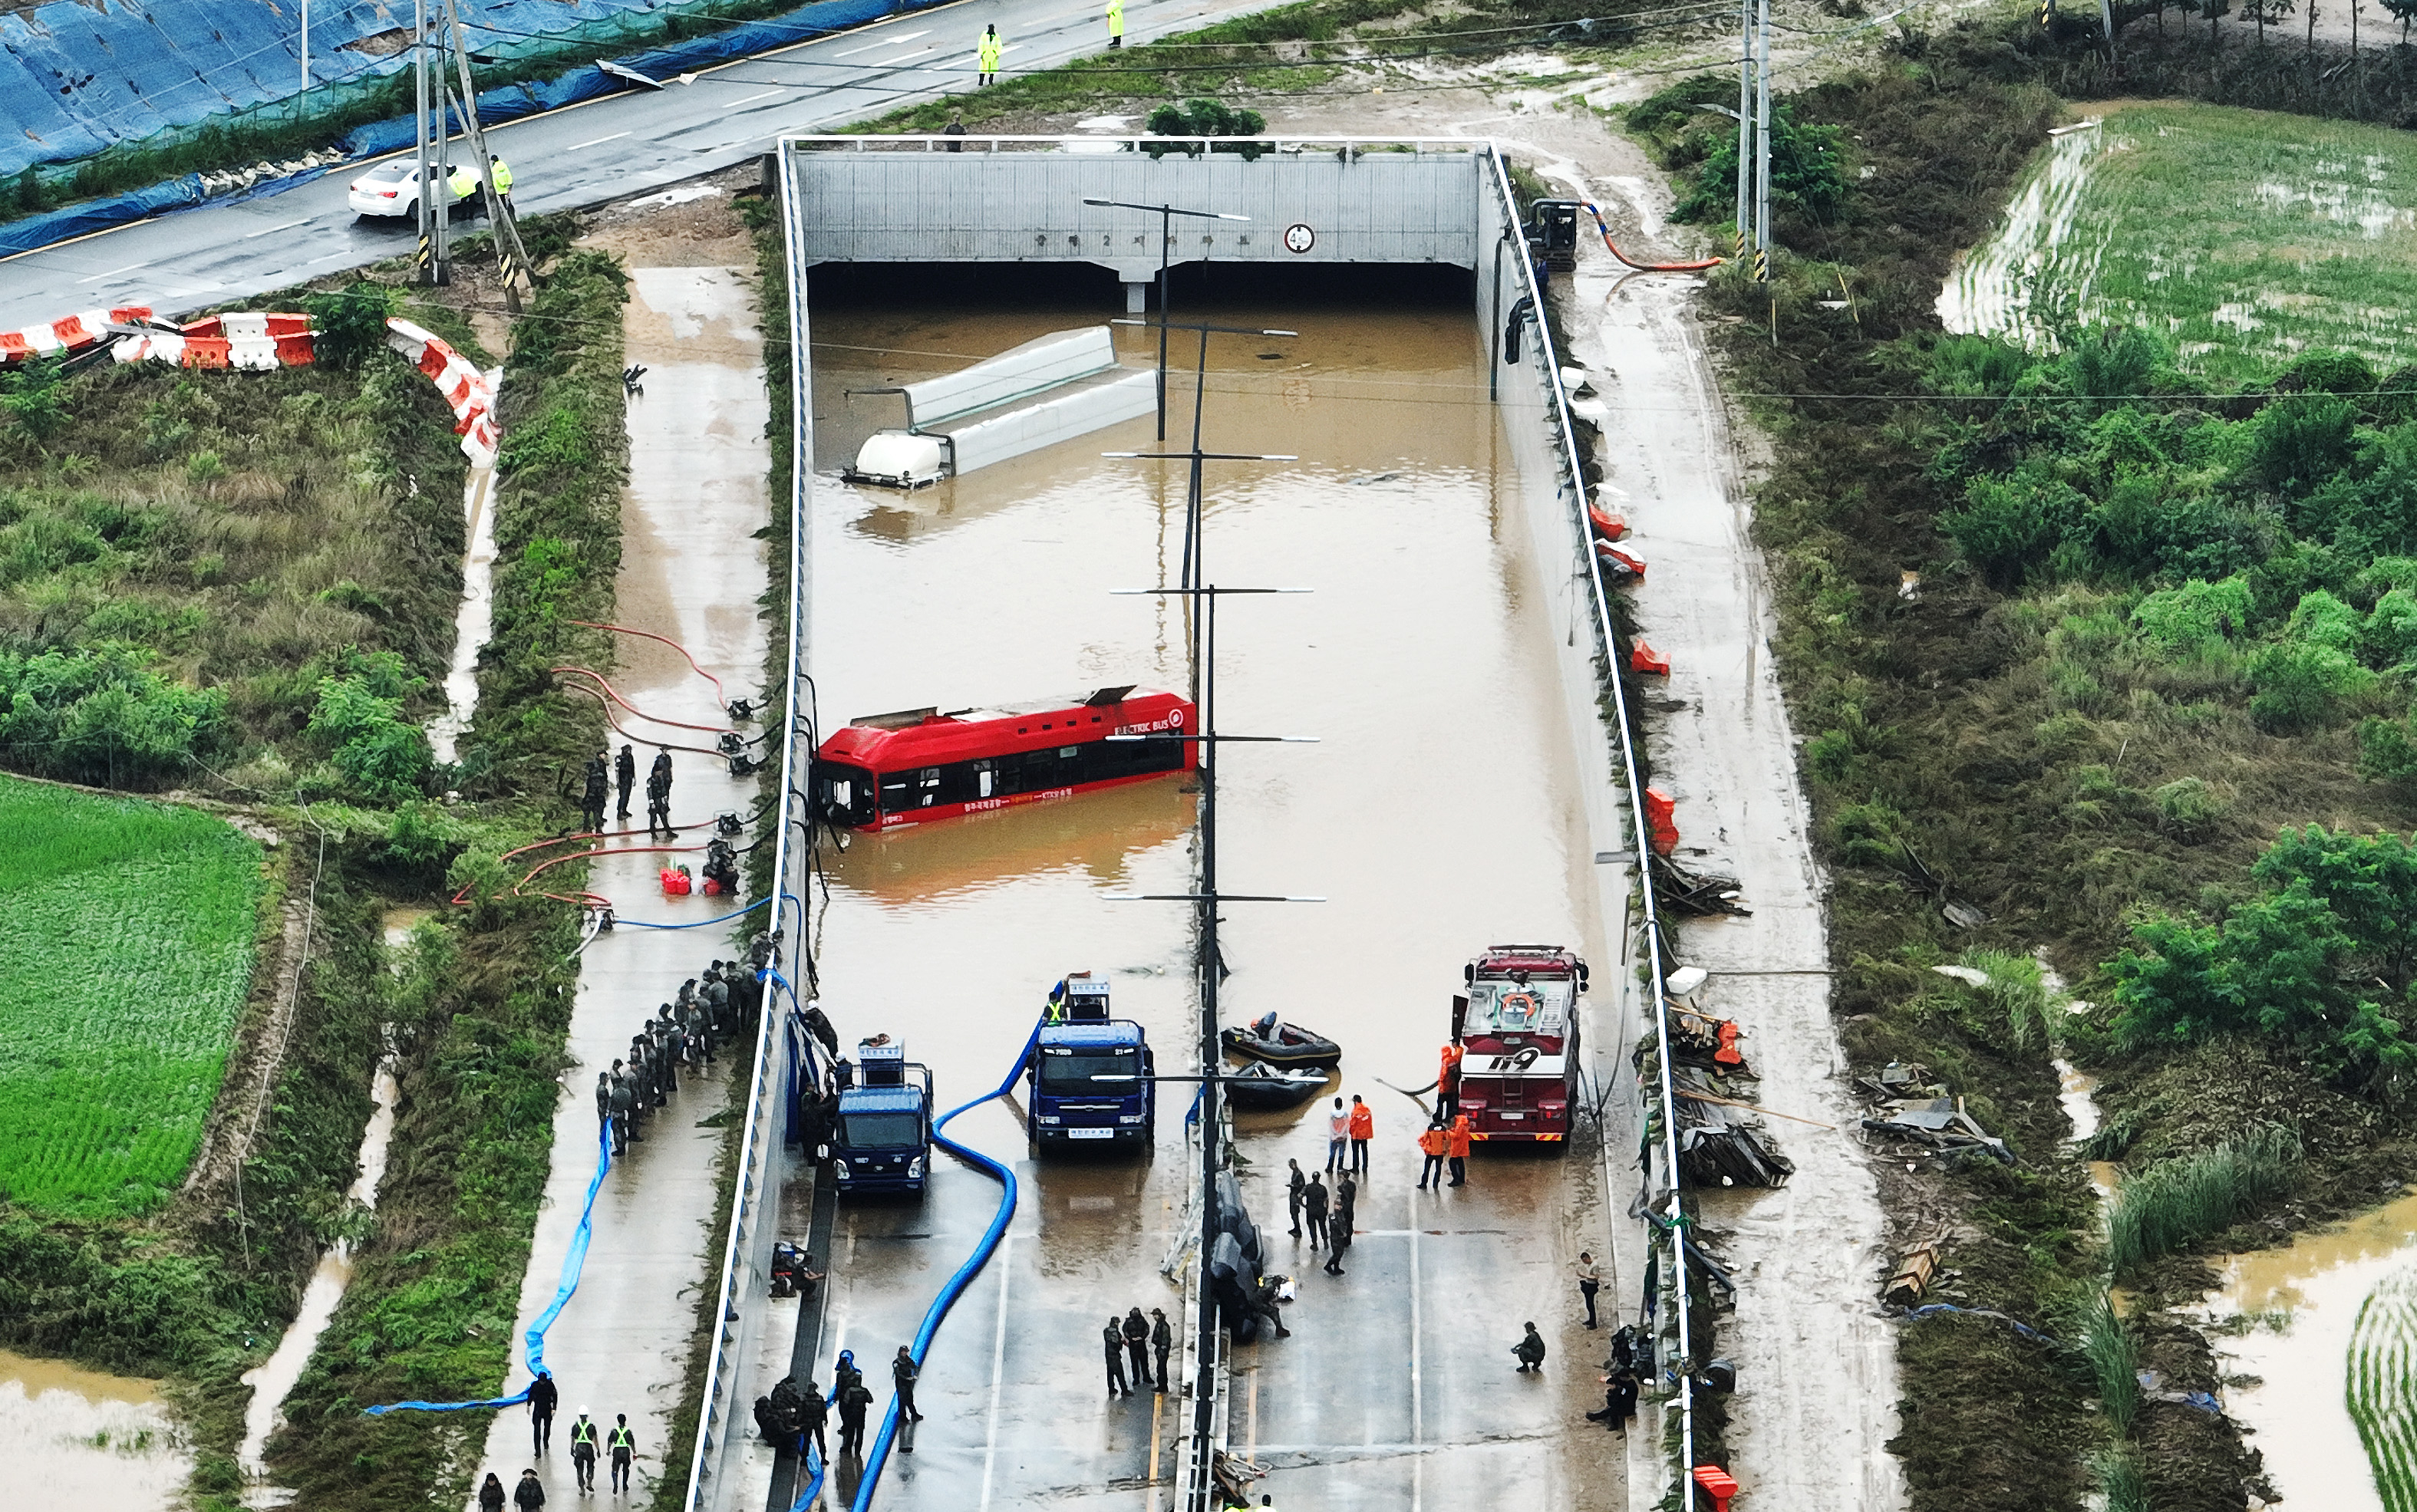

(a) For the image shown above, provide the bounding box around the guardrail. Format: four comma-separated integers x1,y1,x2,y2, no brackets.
1481,144,1698,1510
781,132,1489,153
676,134,821,1512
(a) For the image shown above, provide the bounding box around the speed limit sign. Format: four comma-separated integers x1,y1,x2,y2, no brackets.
1283,222,1316,254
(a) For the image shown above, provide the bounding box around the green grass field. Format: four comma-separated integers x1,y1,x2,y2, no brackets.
1943,101,2417,383
0,776,262,1217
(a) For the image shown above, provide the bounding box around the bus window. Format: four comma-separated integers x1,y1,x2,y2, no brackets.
977,763,994,799
918,767,940,806
815,761,879,826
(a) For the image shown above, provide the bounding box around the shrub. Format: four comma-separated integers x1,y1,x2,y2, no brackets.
0,355,65,440
1671,101,1848,224
305,650,432,805
2245,393,2359,496
1145,100,1268,159
1942,471,2087,590
2249,638,2373,732
2105,1126,2300,1273
2132,577,2251,656
302,282,402,371
2152,777,2228,836
0,643,226,787
2363,588,2417,669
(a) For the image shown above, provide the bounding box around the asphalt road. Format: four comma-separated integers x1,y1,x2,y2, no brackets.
0,0,1278,331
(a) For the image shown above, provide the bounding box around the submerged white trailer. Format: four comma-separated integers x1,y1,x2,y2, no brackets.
847,324,1155,487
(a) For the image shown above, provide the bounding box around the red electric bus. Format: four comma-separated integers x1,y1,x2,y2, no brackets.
812,685,1196,830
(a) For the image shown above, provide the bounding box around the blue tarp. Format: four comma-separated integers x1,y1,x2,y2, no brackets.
0,173,204,256
0,0,938,259
0,0,771,181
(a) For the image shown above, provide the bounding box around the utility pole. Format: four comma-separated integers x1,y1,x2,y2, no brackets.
414,0,446,286
1083,198,1252,441
1734,0,1753,261
1754,0,1774,338
440,0,536,311
302,0,311,92
1104,364,1308,1512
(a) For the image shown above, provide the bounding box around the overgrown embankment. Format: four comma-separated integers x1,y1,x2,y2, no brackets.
1634,15,2417,1511
263,239,631,1512
0,276,500,1504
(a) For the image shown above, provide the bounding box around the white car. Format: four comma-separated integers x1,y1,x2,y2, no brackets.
346,159,477,222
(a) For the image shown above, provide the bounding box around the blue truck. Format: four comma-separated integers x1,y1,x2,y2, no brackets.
823,1037,934,1195
1027,973,1156,1152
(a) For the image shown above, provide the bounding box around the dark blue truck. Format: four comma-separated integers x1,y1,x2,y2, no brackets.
824,1038,934,1195
1027,973,1155,1152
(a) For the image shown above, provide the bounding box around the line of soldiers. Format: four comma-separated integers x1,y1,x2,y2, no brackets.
595,932,780,1157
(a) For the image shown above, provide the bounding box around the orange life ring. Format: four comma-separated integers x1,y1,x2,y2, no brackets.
1500,991,1538,1019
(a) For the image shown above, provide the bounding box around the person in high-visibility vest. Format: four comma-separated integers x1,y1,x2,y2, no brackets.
977,23,1002,85
1446,1113,1472,1187
1437,1040,1465,1118
448,162,478,211
568,1410,600,1494
489,153,515,215
1416,1120,1448,1191
1106,0,1124,48
606,1415,637,1494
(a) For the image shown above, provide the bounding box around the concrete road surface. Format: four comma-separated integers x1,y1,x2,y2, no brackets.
0,0,1286,331
465,261,772,1508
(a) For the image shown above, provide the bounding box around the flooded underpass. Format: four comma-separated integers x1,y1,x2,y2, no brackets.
799,278,1631,1510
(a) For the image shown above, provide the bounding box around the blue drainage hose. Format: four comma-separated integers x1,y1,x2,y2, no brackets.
848,1019,1041,1512
367,1118,615,1415
786,1442,825,1512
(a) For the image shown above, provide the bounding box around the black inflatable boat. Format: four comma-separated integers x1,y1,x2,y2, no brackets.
1222,1061,1330,1109
1220,1017,1342,1069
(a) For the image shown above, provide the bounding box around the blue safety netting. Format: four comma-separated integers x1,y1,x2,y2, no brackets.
0,0,938,183
0,173,203,256
364,1118,615,1415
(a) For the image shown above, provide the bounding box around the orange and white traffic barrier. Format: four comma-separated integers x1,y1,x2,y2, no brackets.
0,305,155,363
1631,640,1670,677
382,317,498,467
1597,539,1647,579
110,311,318,370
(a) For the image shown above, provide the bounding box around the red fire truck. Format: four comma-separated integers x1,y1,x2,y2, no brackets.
1451,944,1589,1146
812,685,1195,830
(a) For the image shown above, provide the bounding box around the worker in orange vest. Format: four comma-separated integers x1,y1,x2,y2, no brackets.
1446,1114,1472,1187
1438,1042,1465,1118
1347,1095,1373,1174
1416,1120,1448,1191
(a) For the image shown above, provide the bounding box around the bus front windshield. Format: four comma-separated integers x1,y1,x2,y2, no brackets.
1038,1048,1139,1095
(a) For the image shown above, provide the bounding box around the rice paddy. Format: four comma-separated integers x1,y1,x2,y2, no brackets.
1941,102,2417,383
0,776,262,1217
2350,1262,2417,1510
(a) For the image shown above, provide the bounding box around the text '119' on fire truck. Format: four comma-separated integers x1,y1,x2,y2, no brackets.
1452,944,1589,1147
811,685,1196,830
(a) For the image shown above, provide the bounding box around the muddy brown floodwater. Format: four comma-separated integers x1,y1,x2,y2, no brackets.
2199,1190,2417,1512
805,293,1622,1510
0,1349,188,1511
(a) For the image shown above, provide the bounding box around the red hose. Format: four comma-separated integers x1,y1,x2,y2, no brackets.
569,620,731,708
1580,203,1724,272
557,678,731,759
553,666,736,739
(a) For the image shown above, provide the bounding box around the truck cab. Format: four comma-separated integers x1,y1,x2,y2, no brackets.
1027,973,1156,1152
1453,944,1588,1147
826,1037,934,1194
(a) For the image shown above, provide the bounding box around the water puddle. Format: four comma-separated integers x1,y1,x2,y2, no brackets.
1937,121,2103,344
427,456,501,768
0,1349,187,1510
2052,1057,2120,1203
381,906,432,954
235,1056,401,1499
2198,1188,2417,1512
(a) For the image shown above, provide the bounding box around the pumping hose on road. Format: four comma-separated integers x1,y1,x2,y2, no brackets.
364,1121,615,1415
1578,202,1725,273
849,1017,1044,1512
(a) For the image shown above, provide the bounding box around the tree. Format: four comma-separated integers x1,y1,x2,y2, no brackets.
302,282,401,371
2243,0,2294,41
1672,103,1849,224
2387,0,2417,40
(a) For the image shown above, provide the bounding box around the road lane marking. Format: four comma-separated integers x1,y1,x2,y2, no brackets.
1247,1369,1258,1462
242,217,311,239
1409,1188,1423,1512
568,130,631,151
833,28,928,55
723,88,783,109
75,261,145,283
977,1233,1011,1511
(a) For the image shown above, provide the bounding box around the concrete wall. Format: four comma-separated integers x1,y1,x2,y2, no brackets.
785,138,1483,282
